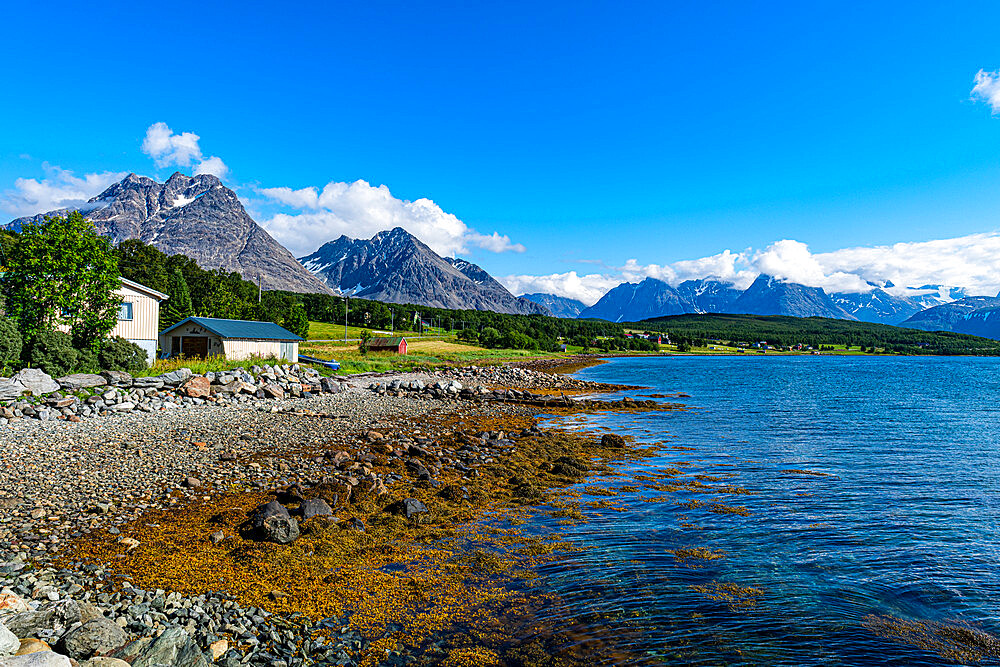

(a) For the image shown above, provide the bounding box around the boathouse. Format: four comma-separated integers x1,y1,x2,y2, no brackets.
160,317,302,362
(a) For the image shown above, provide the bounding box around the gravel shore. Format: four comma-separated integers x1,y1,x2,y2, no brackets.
0,365,632,665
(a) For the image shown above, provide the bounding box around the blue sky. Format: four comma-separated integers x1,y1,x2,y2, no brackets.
4,2,1000,302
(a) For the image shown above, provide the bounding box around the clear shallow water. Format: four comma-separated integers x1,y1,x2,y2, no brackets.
532,356,1000,665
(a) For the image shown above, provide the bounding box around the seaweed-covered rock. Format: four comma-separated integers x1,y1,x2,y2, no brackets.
248,501,299,544
601,433,626,448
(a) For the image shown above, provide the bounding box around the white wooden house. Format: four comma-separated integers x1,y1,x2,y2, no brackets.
111,278,169,365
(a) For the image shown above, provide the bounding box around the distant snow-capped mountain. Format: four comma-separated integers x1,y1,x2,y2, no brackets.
299,227,549,315
830,287,923,325
901,296,1000,335
519,293,586,318
727,275,857,319
577,278,694,322
676,279,742,313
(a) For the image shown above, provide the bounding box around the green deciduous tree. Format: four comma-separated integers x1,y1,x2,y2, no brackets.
4,212,120,350
282,302,310,339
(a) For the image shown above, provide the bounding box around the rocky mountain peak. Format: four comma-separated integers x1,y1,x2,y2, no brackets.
7,173,331,294
299,227,549,315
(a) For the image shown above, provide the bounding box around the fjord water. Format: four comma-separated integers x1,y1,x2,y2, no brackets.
538,356,1000,665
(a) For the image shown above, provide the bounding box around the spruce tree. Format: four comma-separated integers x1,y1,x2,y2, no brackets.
164,268,194,327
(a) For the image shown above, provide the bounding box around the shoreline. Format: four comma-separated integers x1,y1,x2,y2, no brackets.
0,361,677,666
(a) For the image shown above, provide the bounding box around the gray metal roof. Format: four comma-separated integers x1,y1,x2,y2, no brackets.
160,317,304,341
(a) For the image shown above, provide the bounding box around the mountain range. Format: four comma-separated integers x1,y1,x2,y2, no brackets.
298,227,548,315
8,171,1000,336
8,173,330,294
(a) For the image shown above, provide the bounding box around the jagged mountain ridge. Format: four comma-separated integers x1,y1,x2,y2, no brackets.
729,275,857,319
578,275,860,322
8,172,331,294
299,227,549,315
519,293,586,318
830,288,923,325
578,278,693,322
676,279,743,313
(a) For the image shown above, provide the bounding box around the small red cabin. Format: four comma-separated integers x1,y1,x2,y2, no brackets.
367,336,407,354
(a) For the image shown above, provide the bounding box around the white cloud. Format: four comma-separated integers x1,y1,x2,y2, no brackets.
258,179,526,258
500,271,624,305
141,122,228,179
0,164,126,218
972,69,1000,113
504,232,1000,305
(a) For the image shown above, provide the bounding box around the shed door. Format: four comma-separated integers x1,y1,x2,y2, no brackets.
280,342,294,360
182,336,209,358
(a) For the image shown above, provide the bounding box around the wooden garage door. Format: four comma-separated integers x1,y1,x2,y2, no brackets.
182,336,209,358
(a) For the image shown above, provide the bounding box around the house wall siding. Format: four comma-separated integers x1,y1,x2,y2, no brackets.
222,339,298,363
111,284,161,343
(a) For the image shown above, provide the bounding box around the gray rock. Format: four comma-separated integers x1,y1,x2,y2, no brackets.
249,501,299,544
0,652,72,666
60,617,127,659
115,627,208,667
299,498,333,520
158,369,192,386
110,403,135,412
0,621,17,656
99,371,132,387
130,378,163,389
0,381,24,402
4,600,80,639
11,369,59,397
395,498,428,519
56,374,107,391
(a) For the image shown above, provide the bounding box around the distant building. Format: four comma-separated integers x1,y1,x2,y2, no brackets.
160,317,302,362
367,336,408,354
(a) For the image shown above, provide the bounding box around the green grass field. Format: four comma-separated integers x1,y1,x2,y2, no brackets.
300,337,553,374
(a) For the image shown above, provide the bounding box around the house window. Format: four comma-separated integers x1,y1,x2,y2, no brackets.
119,302,134,321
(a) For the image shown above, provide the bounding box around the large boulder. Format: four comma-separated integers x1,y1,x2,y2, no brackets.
0,380,24,402
248,501,299,544
182,376,211,399
157,369,192,386
11,370,58,397
115,627,208,667
55,374,107,391
59,618,126,659
3,600,80,640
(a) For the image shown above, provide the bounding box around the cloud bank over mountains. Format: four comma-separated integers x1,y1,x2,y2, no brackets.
502,234,1000,306
256,180,526,259
0,165,127,218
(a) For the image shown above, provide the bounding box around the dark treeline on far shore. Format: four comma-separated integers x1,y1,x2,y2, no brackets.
289,291,655,352
637,313,1000,355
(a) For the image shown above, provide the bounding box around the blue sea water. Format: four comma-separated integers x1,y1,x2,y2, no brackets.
531,355,1000,665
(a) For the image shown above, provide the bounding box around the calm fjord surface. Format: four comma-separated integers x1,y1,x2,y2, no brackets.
541,356,1000,665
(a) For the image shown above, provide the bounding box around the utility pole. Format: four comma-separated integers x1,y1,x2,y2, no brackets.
391,309,394,335
344,296,348,343
258,273,262,303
